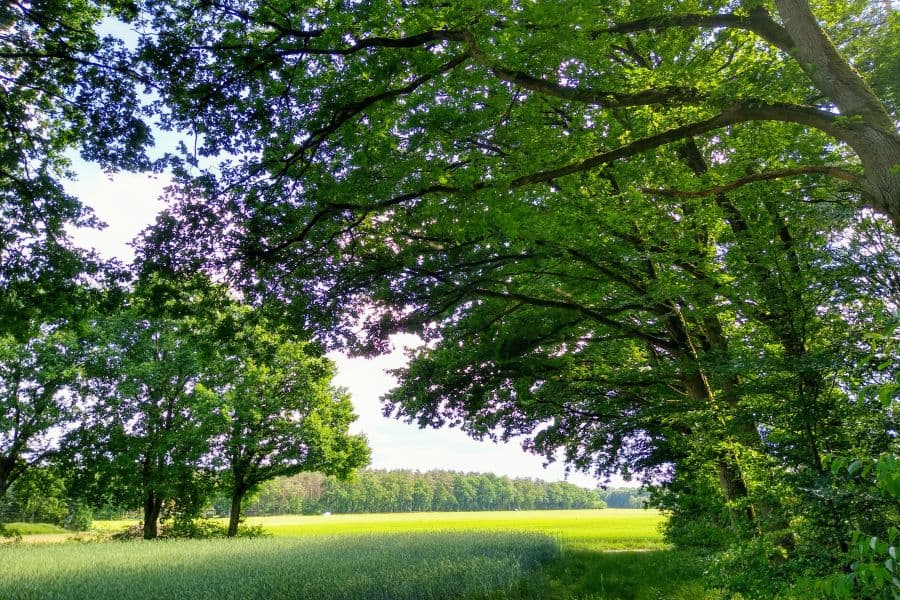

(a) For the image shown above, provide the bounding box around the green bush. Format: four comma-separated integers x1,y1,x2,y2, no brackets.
111,518,270,540
64,502,93,532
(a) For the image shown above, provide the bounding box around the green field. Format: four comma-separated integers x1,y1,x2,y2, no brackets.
0,522,69,535
0,510,722,599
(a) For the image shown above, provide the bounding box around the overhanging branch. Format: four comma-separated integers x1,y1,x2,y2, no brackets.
641,166,861,199
590,8,794,54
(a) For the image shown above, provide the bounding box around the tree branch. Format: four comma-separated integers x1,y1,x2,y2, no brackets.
459,31,701,107
640,165,861,198
468,287,677,352
272,52,470,180
591,8,794,54
265,103,846,256
508,102,844,189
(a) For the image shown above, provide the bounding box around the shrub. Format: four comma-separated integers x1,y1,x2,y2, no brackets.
65,502,93,532
111,518,270,540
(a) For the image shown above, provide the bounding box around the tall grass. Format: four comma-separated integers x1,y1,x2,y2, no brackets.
4,510,722,599
0,531,558,600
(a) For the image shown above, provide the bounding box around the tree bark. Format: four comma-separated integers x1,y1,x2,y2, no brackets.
142,491,163,540
664,303,759,531
227,488,244,537
774,0,900,227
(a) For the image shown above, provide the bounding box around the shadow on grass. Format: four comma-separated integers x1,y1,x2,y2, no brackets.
511,548,727,600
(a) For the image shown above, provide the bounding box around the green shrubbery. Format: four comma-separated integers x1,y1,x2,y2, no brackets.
110,518,269,540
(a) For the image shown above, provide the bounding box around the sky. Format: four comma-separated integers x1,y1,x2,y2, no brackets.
64,160,613,489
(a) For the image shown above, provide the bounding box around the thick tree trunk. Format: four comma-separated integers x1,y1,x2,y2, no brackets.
773,0,900,227
143,492,163,540
227,489,244,538
0,467,9,503
665,304,759,531
847,128,900,230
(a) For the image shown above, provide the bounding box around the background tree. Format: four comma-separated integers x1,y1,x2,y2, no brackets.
239,469,604,515
0,323,82,507
0,466,68,526
202,310,370,536
67,274,226,539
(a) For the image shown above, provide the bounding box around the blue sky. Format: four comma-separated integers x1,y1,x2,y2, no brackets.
65,160,612,489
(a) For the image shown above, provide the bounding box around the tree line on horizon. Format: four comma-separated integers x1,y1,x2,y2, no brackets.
230,470,646,515
2,468,651,524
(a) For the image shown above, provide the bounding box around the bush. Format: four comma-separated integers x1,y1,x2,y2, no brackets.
111,518,269,540
64,502,93,532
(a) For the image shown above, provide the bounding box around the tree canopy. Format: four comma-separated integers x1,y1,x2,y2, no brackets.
133,0,897,593
1,0,152,338
201,306,370,536
0,0,896,594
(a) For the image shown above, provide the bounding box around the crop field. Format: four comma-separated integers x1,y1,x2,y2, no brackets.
0,510,722,599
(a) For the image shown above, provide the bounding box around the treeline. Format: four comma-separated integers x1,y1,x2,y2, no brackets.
1,468,642,526
222,470,609,515
601,489,649,509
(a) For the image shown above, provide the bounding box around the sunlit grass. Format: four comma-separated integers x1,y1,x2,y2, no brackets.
93,509,667,550
0,531,558,600
1,522,68,535
2,510,722,599
252,509,666,550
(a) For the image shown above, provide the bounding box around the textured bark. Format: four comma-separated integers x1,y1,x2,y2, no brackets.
774,0,900,227
142,492,163,540
227,489,244,538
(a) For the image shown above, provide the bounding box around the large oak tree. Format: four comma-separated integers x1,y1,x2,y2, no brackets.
134,0,897,584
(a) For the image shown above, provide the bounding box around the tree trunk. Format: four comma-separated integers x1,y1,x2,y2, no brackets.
774,0,900,227
227,488,244,537
666,305,759,532
143,492,163,540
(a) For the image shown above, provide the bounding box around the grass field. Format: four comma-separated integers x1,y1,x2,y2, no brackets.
1,510,723,599
0,522,68,535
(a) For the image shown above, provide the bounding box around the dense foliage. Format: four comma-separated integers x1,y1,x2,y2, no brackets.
0,0,151,339
232,470,606,515
0,240,371,536
133,0,897,595
0,0,896,597
200,305,370,535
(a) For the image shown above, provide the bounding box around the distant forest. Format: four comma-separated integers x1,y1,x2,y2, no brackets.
208,470,649,516
0,467,649,525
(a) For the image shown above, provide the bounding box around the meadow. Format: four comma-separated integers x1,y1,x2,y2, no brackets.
0,510,724,599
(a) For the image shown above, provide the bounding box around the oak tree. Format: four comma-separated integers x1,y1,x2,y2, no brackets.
201,309,370,536
134,0,897,583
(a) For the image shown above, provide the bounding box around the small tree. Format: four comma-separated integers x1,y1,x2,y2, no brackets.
204,313,370,536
